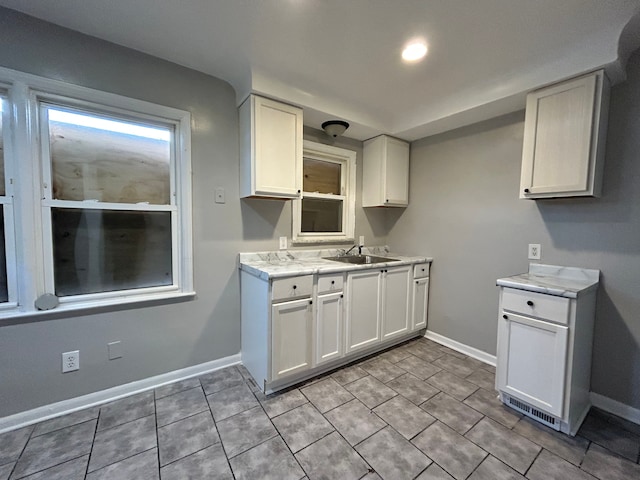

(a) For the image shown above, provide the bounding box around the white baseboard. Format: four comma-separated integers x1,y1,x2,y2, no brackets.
0,353,241,434
591,392,640,425
424,329,496,366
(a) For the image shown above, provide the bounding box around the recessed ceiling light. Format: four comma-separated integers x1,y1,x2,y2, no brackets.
402,41,428,62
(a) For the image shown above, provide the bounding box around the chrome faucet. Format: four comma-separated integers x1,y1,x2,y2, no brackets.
344,244,362,256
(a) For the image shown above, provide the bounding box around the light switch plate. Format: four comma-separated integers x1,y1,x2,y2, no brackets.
528,243,541,260
359,235,365,246
279,236,287,250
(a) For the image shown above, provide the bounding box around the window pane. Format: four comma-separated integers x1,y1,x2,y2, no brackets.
48,107,171,204
303,158,341,195
301,198,343,233
52,208,172,296
0,97,5,196
0,209,7,302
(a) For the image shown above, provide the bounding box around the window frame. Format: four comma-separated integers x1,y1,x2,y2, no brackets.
293,140,356,244
0,66,194,319
0,86,18,310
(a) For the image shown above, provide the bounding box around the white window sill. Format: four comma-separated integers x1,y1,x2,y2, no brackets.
0,291,196,326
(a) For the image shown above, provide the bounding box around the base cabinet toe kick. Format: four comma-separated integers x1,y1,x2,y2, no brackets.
241,261,431,394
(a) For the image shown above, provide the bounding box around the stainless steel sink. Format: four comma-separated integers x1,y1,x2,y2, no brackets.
323,255,398,265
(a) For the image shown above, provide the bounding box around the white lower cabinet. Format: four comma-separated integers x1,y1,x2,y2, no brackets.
381,266,411,340
241,259,431,394
412,277,429,330
271,298,313,381
495,267,599,436
345,269,382,353
497,312,568,417
315,291,343,365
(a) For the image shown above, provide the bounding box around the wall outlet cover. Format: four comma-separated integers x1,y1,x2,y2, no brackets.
359,235,365,246
62,350,79,373
214,187,225,204
279,236,287,250
528,243,541,260
108,341,122,360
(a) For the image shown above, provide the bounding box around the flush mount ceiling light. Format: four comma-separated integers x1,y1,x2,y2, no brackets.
322,120,350,137
402,41,428,62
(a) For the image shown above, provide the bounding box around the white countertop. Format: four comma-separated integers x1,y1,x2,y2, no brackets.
239,246,432,280
497,263,600,298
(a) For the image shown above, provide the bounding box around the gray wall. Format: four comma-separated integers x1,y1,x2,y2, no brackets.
0,8,388,418
389,51,640,409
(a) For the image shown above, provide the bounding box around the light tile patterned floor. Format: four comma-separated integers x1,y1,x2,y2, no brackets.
1,336,639,480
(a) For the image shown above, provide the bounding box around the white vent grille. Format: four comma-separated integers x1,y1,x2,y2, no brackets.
505,394,560,431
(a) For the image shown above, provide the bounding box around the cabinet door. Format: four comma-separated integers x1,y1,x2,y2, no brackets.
316,291,343,365
271,298,312,380
412,277,429,331
496,312,568,417
520,73,598,198
381,266,411,339
243,95,302,199
384,137,410,205
345,270,381,353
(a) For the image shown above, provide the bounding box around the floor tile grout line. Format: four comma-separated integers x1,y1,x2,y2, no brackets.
84,412,100,479
242,393,305,478
86,446,157,478
7,422,36,479
522,447,544,477
153,391,160,479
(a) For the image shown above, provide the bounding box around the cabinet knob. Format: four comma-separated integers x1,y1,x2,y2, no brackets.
340,294,343,298
309,300,313,305
386,199,389,203
503,314,508,320
292,285,297,290
416,281,419,284
524,188,530,193
526,300,534,307
297,189,301,194
331,280,335,285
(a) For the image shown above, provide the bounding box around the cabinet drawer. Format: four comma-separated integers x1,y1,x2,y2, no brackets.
272,275,313,302
501,288,569,324
413,263,430,279
318,273,344,294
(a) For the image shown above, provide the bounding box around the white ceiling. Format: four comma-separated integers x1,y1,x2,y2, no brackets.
2,0,640,141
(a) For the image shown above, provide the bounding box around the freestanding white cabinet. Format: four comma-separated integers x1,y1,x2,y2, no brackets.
496,264,599,435
239,94,303,199
520,70,610,199
362,135,410,207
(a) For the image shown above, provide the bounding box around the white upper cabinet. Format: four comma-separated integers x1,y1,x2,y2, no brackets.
239,95,303,199
520,70,610,199
363,135,410,207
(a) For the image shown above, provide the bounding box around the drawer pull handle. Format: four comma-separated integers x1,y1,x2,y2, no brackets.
503,314,508,320
526,300,534,307
331,280,335,284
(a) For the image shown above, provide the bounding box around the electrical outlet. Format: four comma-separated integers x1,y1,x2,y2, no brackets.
62,350,79,373
528,243,541,260
279,236,287,250
214,187,225,204
359,235,365,246
108,341,122,360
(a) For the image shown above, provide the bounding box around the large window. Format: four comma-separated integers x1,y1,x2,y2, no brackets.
293,140,355,243
0,68,193,318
